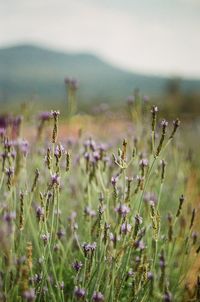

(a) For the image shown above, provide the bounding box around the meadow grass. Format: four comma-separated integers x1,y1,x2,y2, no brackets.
0,99,199,302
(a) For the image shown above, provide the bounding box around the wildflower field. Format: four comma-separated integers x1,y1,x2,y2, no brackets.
0,92,200,302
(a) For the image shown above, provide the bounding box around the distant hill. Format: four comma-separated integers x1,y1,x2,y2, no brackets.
0,44,200,106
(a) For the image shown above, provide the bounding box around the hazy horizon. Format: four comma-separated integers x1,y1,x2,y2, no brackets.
1,0,200,78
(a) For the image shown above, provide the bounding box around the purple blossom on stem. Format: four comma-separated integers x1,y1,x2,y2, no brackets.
5,167,14,177
57,229,65,239
16,256,27,266
93,151,100,161
51,173,60,186
23,288,36,301
92,291,104,301
65,77,79,91
38,111,52,121
68,211,77,222
121,222,132,234
41,233,50,245
147,272,154,280
57,228,66,240
126,176,133,182
15,139,29,156
111,176,118,186
163,291,172,302
84,138,96,151
36,206,44,220
74,287,86,299
139,158,149,167
127,269,134,277
135,239,145,250
192,231,198,245
82,242,97,256
115,204,130,217
143,95,150,102
159,252,165,269
151,106,158,114
51,110,60,118
84,206,96,217
54,144,65,157
173,119,180,127
72,260,83,272
143,192,157,205
109,232,115,242
161,119,168,127
3,211,16,223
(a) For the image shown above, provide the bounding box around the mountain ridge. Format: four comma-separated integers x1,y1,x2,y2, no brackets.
0,44,200,105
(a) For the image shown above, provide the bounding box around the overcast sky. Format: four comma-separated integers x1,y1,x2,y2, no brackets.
1,0,200,78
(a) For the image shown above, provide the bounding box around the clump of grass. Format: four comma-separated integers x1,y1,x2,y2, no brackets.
0,103,199,302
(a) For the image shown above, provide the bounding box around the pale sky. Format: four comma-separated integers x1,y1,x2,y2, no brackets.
1,0,200,78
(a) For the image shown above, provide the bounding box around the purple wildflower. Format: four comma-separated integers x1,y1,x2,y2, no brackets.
16,139,29,156
57,228,66,240
65,77,79,90
159,252,165,269
139,158,149,167
54,144,65,158
92,291,104,301
135,239,145,250
38,111,52,121
109,232,115,242
32,274,43,284
82,242,97,256
111,176,118,186
3,211,16,223
161,119,168,127
68,211,77,221
151,106,158,114
16,256,27,266
163,291,172,302
147,272,154,280
36,206,44,221
5,167,14,177
74,287,86,299
23,288,36,301
41,233,50,245
143,95,150,102
84,206,96,217
115,204,130,217
192,231,198,245
143,192,157,205
51,110,60,118
72,260,83,272
127,269,134,277
84,138,96,151
93,151,100,161
121,222,132,235
51,173,60,186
